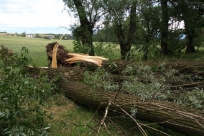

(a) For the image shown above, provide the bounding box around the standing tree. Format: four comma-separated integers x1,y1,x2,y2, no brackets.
181,0,204,53
63,0,104,55
160,0,172,55
137,0,161,60
170,0,204,53
103,0,137,59
21,32,26,37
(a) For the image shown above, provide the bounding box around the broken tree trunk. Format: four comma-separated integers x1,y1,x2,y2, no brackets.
51,42,59,68
27,67,204,136
46,42,107,68
66,53,108,67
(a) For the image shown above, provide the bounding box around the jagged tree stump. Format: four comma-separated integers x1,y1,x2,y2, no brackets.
46,42,108,68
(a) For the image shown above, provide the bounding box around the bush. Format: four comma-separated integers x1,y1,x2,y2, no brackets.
94,42,119,61
0,45,57,135
72,40,92,54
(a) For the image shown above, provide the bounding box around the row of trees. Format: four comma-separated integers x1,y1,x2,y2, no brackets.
14,32,73,40
35,34,73,40
15,32,26,37
63,0,204,59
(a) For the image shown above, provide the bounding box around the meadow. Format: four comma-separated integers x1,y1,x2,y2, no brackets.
0,35,74,66
1,35,203,66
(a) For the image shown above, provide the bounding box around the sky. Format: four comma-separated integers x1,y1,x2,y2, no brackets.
0,0,77,34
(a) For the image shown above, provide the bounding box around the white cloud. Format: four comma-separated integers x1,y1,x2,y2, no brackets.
0,0,77,33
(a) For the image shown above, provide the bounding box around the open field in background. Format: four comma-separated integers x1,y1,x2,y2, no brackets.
0,36,74,66
1,35,204,67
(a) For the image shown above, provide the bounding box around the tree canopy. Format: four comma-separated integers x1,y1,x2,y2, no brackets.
63,0,204,59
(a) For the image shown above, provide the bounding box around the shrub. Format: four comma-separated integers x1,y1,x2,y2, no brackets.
0,45,57,135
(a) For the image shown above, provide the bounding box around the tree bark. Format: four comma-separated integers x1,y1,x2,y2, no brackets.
185,36,196,53
160,0,171,55
27,67,204,136
114,2,137,59
178,0,196,53
73,0,95,55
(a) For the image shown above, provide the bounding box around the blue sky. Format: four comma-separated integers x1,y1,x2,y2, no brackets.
0,0,77,34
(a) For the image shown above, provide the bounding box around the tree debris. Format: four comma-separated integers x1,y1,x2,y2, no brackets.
46,42,108,68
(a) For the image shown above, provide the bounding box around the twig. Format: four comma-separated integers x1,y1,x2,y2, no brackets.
139,122,171,136
97,102,112,135
104,122,112,136
113,74,123,103
85,102,104,125
167,80,204,88
58,34,64,44
115,104,148,136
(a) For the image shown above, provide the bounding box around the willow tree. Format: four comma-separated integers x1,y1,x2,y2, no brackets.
102,0,137,59
160,0,173,55
179,0,204,53
137,0,161,59
63,0,104,55
169,0,204,53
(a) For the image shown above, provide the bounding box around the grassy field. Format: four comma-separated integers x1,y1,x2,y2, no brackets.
0,36,74,66
1,36,203,67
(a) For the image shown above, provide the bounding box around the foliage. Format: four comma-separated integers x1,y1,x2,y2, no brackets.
84,68,118,91
63,0,104,55
0,45,58,135
174,88,204,110
121,63,168,100
34,34,41,38
67,0,204,58
84,62,204,110
94,42,119,61
43,36,52,40
167,30,186,52
72,40,91,54
73,39,119,60
20,32,26,37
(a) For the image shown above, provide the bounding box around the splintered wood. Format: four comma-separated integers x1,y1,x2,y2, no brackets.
49,42,108,68
51,43,59,68
66,53,108,67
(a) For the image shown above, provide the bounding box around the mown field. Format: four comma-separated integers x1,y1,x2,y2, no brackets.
0,35,74,66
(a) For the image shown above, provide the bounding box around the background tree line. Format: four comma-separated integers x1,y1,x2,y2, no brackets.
14,32,73,40
63,0,204,59
34,33,73,40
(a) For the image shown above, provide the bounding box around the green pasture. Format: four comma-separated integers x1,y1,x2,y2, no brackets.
0,36,73,66
1,35,204,67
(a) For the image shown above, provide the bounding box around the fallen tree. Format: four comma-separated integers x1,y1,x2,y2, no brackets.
42,42,204,135
27,67,204,136
46,42,108,68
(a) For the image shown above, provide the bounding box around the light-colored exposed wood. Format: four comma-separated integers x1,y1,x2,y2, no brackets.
66,53,108,66
51,43,59,68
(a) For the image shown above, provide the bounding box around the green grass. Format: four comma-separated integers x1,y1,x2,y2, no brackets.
45,94,144,136
0,36,73,66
